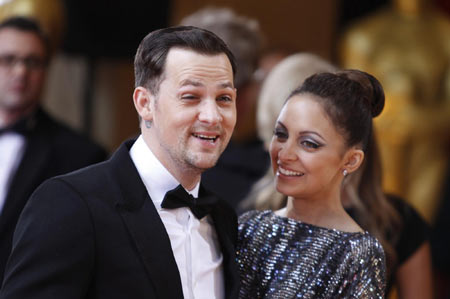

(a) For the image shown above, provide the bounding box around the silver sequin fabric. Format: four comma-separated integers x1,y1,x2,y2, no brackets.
237,210,386,298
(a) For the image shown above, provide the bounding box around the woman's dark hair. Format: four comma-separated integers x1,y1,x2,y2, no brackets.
289,69,385,151
134,25,237,94
345,133,402,284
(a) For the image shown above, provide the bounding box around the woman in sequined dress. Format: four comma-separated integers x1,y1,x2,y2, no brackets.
237,70,386,298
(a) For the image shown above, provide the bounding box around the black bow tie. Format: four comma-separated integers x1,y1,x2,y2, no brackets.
0,115,35,136
161,184,218,219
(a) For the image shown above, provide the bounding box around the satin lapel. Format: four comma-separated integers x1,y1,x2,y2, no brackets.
0,132,51,234
111,141,184,299
205,187,239,299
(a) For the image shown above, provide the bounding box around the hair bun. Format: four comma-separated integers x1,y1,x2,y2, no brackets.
340,70,385,117
365,72,385,117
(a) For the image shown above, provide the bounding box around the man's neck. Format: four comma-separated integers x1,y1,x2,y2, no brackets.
0,104,38,128
164,160,202,191
141,132,202,191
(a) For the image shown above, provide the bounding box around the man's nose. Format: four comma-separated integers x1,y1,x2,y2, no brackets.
198,99,222,125
11,61,28,76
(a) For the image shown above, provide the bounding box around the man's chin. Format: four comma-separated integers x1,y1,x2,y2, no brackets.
2,97,37,111
194,160,219,171
188,154,220,171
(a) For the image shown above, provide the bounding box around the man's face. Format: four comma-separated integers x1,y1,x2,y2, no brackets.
144,48,236,177
0,28,47,113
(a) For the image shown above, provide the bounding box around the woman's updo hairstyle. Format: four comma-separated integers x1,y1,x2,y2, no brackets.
288,69,385,151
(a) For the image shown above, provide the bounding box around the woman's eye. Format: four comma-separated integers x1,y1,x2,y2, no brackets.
301,140,320,149
274,129,288,139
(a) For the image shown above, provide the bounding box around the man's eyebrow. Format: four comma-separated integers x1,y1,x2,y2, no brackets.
180,79,204,87
179,79,234,89
218,81,234,89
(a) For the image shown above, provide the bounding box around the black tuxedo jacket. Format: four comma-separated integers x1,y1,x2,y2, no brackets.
0,140,239,299
0,108,107,284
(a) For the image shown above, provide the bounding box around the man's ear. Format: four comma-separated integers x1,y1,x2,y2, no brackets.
343,148,364,174
133,86,154,122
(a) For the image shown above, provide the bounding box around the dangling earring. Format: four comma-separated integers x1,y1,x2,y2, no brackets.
144,120,151,128
342,169,348,177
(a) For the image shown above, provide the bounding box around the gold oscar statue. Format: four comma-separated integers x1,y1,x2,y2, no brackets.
339,0,450,223
0,0,65,51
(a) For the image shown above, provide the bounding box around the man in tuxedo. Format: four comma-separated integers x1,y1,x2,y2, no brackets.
0,17,107,284
0,25,239,298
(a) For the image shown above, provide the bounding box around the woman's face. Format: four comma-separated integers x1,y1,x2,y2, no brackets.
270,93,353,201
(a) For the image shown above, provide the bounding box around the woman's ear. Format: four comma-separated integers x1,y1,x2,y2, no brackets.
133,86,154,123
343,148,364,174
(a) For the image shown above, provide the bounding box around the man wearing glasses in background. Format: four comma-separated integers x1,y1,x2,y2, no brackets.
0,16,106,284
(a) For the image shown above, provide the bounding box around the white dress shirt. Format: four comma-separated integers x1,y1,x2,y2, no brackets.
0,133,26,214
129,136,224,299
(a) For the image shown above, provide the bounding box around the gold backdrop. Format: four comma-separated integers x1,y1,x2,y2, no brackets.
340,0,450,223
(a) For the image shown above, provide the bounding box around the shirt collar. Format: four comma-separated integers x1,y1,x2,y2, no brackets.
129,135,200,208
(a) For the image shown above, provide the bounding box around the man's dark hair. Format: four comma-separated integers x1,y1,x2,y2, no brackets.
0,16,51,61
134,25,237,94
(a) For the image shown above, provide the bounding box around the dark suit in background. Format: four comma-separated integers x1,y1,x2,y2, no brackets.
0,107,107,283
0,16,107,283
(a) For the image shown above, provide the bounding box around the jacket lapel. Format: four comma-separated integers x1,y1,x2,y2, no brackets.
205,187,240,299
0,127,51,235
110,141,184,298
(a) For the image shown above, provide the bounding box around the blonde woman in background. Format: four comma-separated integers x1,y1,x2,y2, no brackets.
241,53,432,298
240,53,337,212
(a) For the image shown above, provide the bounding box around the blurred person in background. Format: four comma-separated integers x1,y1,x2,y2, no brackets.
244,53,432,299
180,7,270,209
0,16,106,284
431,164,450,298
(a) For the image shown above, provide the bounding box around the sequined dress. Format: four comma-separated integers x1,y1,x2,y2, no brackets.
237,210,386,298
